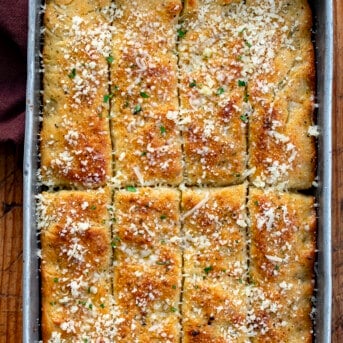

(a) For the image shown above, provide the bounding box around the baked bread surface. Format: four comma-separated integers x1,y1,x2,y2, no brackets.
39,0,317,341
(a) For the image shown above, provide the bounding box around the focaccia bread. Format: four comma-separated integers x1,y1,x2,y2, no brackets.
40,0,112,188
181,185,249,342
113,188,182,341
246,0,316,189
248,187,316,342
38,188,115,342
110,0,183,187
39,0,317,342
179,0,247,186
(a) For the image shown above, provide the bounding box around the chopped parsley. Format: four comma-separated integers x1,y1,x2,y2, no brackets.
53,277,59,283
238,80,247,87
111,236,121,247
245,40,252,48
88,304,93,310
141,151,147,156
90,205,97,210
100,303,105,308
243,92,249,102
160,126,166,134
103,93,113,103
140,91,149,98
189,80,197,88
216,87,225,95
68,68,76,79
177,28,187,38
106,55,114,64
170,307,177,312
274,265,280,271
239,278,243,284
204,266,213,275
126,186,137,192
133,104,142,114
254,200,259,206
172,285,177,289
240,114,248,123
160,214,167,220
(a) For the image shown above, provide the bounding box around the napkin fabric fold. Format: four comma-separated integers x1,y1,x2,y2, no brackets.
0,0,28,144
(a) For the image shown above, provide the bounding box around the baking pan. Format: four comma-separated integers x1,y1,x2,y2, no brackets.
23,0,333,341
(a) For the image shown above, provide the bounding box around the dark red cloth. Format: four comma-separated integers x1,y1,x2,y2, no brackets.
0,0,28,144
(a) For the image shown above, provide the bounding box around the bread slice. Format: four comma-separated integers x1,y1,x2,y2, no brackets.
110,0,183,187
246,0,316,189
38,188,114,342
113,187,182,342
248,187,316,342
181,185,249,342
40,0,112,188
179,0,247,186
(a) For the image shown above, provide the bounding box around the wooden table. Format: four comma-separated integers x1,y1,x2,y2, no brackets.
1,2,342,342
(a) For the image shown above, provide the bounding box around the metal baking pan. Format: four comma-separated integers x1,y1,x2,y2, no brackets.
23,0,333,342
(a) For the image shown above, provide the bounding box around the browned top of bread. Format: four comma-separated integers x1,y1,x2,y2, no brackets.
245,0,316,189
38,189,115,342
113,187,181,342
40,0,112,188
110,0,183,186
179,0,247,186
39,0,317,341
248,187,316,342
182,185,249,342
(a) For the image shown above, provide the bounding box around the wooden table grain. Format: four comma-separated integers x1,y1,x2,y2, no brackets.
0,2,342,342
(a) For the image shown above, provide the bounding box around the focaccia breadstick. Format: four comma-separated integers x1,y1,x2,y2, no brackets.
245,0,316,189
40,0,112,188
179,0,247,186
248,187,316,342
38,188,115,342
113,187,182,342
110,0,183,187
181,185,249,342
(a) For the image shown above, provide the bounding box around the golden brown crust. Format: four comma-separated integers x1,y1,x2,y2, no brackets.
39,189,115,342
110,0,183,186
247,0,316,189
181,185,249,342
41,0,112,188
179,1,247,186
39,0,317,340
248,187,316,342
113,188,182,342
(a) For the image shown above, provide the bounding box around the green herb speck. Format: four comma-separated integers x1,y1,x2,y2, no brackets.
103,94,113,103
140,92,149,98
189,80,197,88
177,28,187,38
204,266,213,275
106,55,114,64
240,114,248,123
126,186,137,192
68,68,76,79
216,87,225,95
133,104,142,114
